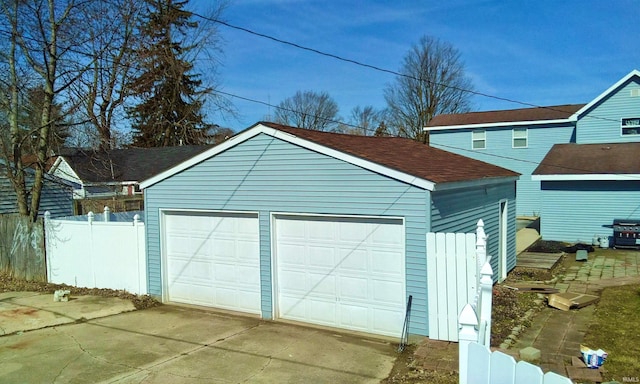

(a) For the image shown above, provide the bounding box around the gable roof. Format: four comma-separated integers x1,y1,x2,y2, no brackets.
427,69,640,131
532,142,640,181
426,104,585,130
570,69,640,119
140,122,519,191
52,145,212,184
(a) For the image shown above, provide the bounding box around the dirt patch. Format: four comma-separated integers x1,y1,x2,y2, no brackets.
527,239,569,253
382,344,457,384
0,273,160,310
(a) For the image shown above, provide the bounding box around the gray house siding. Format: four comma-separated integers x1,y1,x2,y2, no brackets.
430,181,517,278
430,123,573,216
539,180,640,243
145,133,432,335
0,174,73,218
39,179,74,217
577,78,640,144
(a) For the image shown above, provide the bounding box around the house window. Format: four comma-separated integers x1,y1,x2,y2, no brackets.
622,118,640,136
512,128,528,148
472,130,486,149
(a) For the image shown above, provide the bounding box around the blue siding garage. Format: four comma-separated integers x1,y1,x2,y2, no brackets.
533,142,640,243
537,180,640,243
141,122,517,337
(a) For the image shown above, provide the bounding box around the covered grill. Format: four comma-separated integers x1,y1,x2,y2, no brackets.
612,219,640,249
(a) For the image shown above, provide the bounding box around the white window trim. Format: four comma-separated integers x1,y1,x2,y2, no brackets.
472,129,486,150
512,127,528,148
621,118,640,136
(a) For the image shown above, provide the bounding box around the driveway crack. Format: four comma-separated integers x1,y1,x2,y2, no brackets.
53,327,138,382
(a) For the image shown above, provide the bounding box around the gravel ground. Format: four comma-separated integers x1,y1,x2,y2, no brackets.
0,273,161,310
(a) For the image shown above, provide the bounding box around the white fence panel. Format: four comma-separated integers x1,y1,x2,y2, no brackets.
426,230,476,341
463,342,572,384
45,213,147,295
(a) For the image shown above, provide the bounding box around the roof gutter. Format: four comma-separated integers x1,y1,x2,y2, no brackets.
424,118,575,132
532,174,640,181
432,175,519,192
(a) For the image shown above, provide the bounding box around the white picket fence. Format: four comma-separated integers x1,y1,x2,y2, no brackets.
426,219,492,342
454,221,573,384
44,208,147,295
459,342,572,384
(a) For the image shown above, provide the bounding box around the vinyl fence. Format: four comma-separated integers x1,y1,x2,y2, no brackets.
45,208,147,294
426,220,492,342
460,342,572,384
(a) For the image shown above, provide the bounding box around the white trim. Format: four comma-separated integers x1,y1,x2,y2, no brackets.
432,176,519,192
512,127,528,149
532,174,640,181
471,129,486,150
424,118,572,131
159,208,261,304
498,199,508,282
570,69,640,119
621,117,640,136
49,156,82,183
141,123,436,191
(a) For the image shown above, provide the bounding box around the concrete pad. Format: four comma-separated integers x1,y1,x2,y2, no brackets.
0,305,396,383
0,292,135,335
516,227,541,254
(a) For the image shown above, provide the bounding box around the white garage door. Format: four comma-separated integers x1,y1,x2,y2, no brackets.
274,215,406,337
164,212,261,314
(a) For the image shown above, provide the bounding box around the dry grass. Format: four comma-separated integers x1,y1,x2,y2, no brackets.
0,273,161,310
583,284,640,382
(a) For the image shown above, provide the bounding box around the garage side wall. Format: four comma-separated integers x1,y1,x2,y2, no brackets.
430,181,517,277
540,180,640,242
144,133,431,335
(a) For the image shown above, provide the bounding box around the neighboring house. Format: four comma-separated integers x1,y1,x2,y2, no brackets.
0,162,74,218
532,142,640,243
140,122,518,338
49,146,211,212
427,69,640,241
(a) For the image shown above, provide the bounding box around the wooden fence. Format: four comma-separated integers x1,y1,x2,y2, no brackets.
0,214,46,281
426,220,491,342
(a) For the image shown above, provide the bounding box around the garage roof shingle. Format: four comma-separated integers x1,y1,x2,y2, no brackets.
533,142,640,175
261,122,518,184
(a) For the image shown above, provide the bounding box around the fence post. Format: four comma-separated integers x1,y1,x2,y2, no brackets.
480,261,494,346
459,304,478,384
87,211,94,224
103,206,111,222
476,219,487,271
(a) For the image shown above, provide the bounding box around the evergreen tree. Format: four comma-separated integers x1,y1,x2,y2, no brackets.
127,0,212,147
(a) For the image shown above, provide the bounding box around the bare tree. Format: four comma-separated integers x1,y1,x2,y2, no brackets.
274,90,339,131
347,105,386,136
0,0,91,220
70,0,142,150
384,35,474,143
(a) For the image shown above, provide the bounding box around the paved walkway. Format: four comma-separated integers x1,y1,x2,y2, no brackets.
412,247,640,382
509,249,640,382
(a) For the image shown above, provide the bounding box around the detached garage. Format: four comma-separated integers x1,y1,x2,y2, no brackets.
533,142,640,243
141,122,518,337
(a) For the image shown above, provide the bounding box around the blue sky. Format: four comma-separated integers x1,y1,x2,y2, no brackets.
190,0,640,132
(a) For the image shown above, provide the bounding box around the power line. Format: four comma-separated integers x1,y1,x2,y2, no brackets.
191,13,622,125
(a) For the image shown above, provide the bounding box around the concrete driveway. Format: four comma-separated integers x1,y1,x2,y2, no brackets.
0,294,396,383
